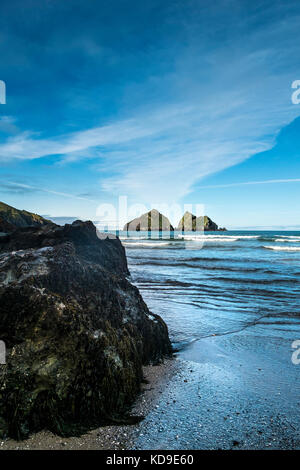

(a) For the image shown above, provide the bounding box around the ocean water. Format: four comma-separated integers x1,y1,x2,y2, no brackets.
118,230,300,449
101,229,300,449
120,231,300,349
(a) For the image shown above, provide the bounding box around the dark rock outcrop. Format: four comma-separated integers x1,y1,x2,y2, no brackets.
123,209,174,231
177,211,225,231
0,201,53,230
0,217,16,234
0,220,128,275
0,220,171,439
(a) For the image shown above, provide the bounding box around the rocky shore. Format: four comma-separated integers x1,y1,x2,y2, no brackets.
0,219,172,440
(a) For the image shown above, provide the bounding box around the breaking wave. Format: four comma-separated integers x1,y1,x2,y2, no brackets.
263,245,300,252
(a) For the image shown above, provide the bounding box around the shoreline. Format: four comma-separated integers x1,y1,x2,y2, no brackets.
0,358,176,450
133,333,300,450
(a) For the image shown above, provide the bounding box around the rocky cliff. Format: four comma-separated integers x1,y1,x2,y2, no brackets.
0,220,171,439
0,201,52,230
123,209,174,231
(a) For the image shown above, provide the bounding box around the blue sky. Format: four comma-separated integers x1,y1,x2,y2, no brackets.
0,0,300,228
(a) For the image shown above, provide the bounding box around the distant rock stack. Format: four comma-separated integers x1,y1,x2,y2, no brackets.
177,211,222,231
123,209,174,231
177,211,197,231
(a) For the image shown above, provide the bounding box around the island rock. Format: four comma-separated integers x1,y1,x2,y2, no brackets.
123,209,174,231
177,211,225,231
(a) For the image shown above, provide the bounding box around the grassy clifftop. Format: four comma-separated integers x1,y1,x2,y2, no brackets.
0,201,52,229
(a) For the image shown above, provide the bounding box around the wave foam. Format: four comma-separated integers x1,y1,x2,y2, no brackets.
274,238,300,243
275,235,300,240
263,245,300,252
123,241,172,248
178,234,259,241
180,236,239,242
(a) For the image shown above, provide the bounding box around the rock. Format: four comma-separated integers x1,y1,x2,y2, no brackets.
176,211,197,231
0,201,53,230
123,209,174,231
0,217,16,234
0,220,128,275
177,211,224,231
0,220,172,439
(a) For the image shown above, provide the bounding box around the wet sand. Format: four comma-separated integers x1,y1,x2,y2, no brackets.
133,329,300,450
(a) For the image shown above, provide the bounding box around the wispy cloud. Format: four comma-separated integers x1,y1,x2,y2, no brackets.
199,178,300,189
0,116,19,135
0,181,96,202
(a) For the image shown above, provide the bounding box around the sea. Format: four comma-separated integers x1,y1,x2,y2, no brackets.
119,230,300,349
116,230,300,449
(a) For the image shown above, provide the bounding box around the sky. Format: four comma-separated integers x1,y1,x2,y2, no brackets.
0,0,300,229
